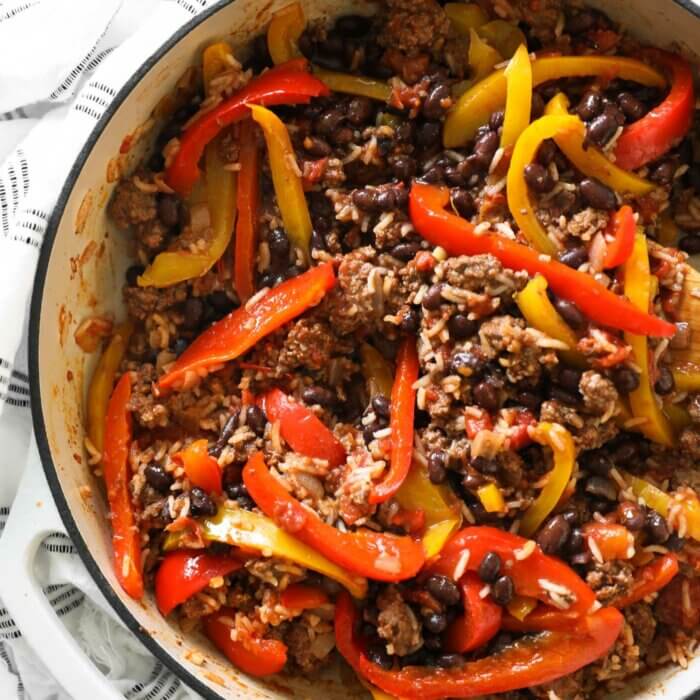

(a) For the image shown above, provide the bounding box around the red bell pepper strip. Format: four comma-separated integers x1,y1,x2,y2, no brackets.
260,388,345,468
370,338,419,504
445,572,502,653
409,183,675,338
234,119,260,302
174,439,223,494
428,526,597,616
166,58,329,196
502,607,580,632
205,607,288,676
603,205,636,269
615,51,695,171
334,590,623,700
582,522,634,561
279,583,330,611
242,452,425,581
158,262,336,391
612,553,679,608
155,550,242,615
103,372,144,599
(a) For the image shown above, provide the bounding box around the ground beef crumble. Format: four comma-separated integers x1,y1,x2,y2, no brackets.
376,585,423,656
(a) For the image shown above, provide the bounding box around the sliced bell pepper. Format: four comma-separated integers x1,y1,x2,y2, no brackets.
268,2,305,64
501,607,582,632
174,439,222,494
86,321,133,454
506,595,538,621
233,118,260,302
445,572,502,653
500,44,532,151
444,3,488,34
444,55,665,148
615,50,695,171
166,59,329,196
477,483,506,514
583,522,633,561
260,388,346,468
544,93,655,196
477,21,527,60
623,233,675,446
205,607,287,676
360,342,394,399
672,367,700,393
103,372,143,599
515,275,586,368
370,338,419,504
250,103,313,262
519,423,575,537
165,503,367,597
409,183,675,338
356,606,623,699
468,29,502,85
155,550,242,615
603,205,637,269
243,452,425,581
428,526,596,615
158,262,336,391
395,461,462,558
313,68,392,102
612,553,679,608
279,583,329,611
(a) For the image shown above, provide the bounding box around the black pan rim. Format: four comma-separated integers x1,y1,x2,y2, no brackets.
28,0,700,698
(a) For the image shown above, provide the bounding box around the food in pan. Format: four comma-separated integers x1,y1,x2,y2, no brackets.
86,0,700,696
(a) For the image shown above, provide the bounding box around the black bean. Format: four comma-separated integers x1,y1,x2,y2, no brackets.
666,534,685,551
376,189,397,211
557,367,583,394
145,463,173,493
549,386,580,406
585,476,617,501
611,367,640,394
426,574,461,606
537,139,558,166
311,228,327,251
515,390,541,411
210,412,240,457
302,385,336,407
524,163,554,193
471,456,499,476
401,649,432,667
417,121,441,148
561,510,579,525
650,160,676,186
372,394,391,418
449,351,484,378
225,482,254,509
586,105,623,148
537,514,571,554
352,188,380,212
679,235,700,255
654,367,675,395
566,10,596,34
423,612,448,634
451,188,475,218
422,83,451,121
435,654,463,669
428,450,447,484
391,242,420,261
552,296,586,330
285,265,304,280
462,472,485,491
316,109,345,136
447,313,476,339
390,154,416,181
471,130,499,170
332,127,354,145
611,439,638,465
222,464,242,488
492,575,514,605
473,380,500,411
190,487,217,517
126,264,145,287
399,307,420,333
582,449,614,475
421,164,445,184
395,187,409,208
246,405,267,436
422,284,444,310
576,90,603,121
567,528,585,553
444,165,466,187
570,551,592,566
558,246,588,269
182,297,204,330
208,290,236,314
172,338,188,357
579,177,617,211
367,645,393,670
424,634,443,650
335,14,372,37
530,92,545,120
618,501,646,531
304,136,332,157
347,96,373,125
617,92,646,122
646,510,670,543
489,111,504,131
158,194,181,228
478,551,502,583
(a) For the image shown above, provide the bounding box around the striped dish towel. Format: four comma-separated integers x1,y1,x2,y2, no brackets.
0,0,222,697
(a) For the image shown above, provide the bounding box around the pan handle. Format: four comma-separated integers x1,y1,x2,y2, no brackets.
0,444,123,700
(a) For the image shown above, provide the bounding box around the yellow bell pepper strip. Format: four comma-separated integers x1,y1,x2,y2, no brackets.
444,3,488,35
519,422,575,537
623,234,675,446
664,402,691,432
477,483,506,514
477,21,527,60
360,342,394,399
395,462,462,558
164,504,367,598
515,275,586,368
267,2,305,65
544,93,655,197
86,321,133,454
506,595,538,622
672,366,700,392
501,44,532,151
313,67,392,102
249,103,312,261
468,28,502,85
444,55,666,148
507,114,581,255
202,41,234,89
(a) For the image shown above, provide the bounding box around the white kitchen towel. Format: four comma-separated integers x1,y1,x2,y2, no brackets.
0,0,226,697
